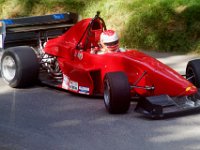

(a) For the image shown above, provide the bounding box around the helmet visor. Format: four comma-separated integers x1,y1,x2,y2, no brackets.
104,40,119,47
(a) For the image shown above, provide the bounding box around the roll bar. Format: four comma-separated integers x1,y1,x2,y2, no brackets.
76,11,107,50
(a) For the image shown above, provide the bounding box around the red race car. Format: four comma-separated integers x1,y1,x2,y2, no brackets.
1,12,200,118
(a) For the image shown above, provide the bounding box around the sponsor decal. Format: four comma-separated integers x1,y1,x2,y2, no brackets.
79,86,90,95
2,19,13,25
62,74,69,90
77,51,83,60
69,81,78,91
62,75,79,92
53,14,65,20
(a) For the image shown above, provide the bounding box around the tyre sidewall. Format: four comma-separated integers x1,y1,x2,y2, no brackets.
186,60,200,87
104,72,131,114
1,46,39,88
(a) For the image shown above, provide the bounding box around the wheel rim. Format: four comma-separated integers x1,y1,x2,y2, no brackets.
104,79,111,106
2,56,16,81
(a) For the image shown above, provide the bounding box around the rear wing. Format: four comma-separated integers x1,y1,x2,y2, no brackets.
0,12,78,48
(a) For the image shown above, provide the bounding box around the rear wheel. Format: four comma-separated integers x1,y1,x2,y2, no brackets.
103,72,131,114
186,59,200,88
1,46,39,88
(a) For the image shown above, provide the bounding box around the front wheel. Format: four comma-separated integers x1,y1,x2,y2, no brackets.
186,59,200,88
103,72,131,114
1,46,39,88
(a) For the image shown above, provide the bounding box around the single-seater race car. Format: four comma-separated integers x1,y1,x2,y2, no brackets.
1,12,200,118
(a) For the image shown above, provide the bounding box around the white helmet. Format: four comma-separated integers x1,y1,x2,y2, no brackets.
100,30,118,43
100,30,119,51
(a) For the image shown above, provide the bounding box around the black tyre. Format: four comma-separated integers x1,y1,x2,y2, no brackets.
0,46,39,88
103,72,131,114
186,59,200,88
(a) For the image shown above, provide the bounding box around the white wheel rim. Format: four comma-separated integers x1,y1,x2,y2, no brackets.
104,80,111,106
2,56,16,81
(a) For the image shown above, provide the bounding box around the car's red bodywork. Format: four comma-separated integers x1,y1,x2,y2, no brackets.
44,17,197,97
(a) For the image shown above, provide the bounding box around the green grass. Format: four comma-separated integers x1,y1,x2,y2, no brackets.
123,0,200,53
0,0,200,53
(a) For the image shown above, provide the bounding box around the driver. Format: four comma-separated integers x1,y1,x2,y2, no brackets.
97,30,120,54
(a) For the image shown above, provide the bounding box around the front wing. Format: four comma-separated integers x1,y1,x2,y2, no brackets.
135,92,200,118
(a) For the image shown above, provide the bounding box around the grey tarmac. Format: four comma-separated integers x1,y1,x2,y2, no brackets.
0,51,200,150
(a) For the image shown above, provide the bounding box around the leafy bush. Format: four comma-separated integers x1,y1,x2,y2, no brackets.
122,0,200,53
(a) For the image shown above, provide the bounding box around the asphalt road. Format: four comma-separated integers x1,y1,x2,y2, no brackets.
0,51,200,150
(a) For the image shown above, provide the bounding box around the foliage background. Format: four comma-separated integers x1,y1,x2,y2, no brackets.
0,0,200,53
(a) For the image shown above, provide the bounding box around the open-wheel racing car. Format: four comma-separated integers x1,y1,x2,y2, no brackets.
1,12,200,118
